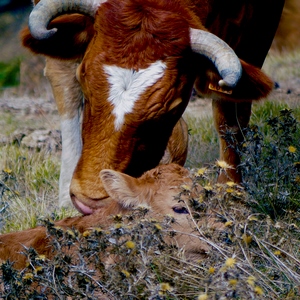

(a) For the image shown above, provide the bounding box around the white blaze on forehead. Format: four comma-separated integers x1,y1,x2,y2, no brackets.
104,61,166,130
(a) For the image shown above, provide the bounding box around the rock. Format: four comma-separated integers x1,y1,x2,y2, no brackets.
21,129,61,152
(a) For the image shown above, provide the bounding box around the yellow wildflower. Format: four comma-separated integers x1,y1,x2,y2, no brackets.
197,168,207,176
66,229,75,238
246,276,256,287
113,214,123,222
248,215,258,221
121,269,130,278
216,160,233,169
36,255,46,261
204,184,213,191
181,184,191,191
125,241,136,249
288,146,296,153
274,250,281,256
229,279,238,286
34,266,43,274
208,266,215,274
114,223,123,229
226,181,235,187
225,257,236,268
3,168,12,174
197,294,208,300
82,230,90,237
254,286,264,295
225,220,233,227
242,234,252,245
23,273,34,280
155,223,162,230
160,282,172,292
226,188,234,193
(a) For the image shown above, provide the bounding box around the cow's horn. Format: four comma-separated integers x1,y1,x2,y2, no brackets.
29,0,106,40
190,28,242,88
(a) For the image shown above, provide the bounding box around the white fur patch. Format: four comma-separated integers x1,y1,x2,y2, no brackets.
59,114,82,207
104,61,166,130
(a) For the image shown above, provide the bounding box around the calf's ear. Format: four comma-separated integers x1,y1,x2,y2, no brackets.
100,170,144,208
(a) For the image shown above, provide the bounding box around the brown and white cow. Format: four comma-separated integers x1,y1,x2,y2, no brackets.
20,0,282,212
0,163,220,269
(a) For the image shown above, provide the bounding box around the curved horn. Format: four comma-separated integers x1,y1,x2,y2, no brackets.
29,0,106,40
190,28,242,88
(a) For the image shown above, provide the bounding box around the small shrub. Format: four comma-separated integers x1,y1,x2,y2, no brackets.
0,58,20,88
231,108,300,218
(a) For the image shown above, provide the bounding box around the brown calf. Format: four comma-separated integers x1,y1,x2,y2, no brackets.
0,164,220,269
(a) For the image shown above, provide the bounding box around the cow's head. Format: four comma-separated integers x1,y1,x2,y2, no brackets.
26,0,243,213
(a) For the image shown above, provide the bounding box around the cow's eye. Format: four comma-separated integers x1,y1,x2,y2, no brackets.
172,206,189,214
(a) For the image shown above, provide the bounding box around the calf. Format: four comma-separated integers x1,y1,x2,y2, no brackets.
0,164,220,269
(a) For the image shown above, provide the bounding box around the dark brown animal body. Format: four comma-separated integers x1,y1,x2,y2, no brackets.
21,0,283,213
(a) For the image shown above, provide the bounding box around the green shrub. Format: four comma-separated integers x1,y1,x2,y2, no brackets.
233,109,300,218
0,58,20,88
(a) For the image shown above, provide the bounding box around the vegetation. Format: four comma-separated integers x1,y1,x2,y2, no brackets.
0,145,77,233
0,104,300,298
0,58,20,88
1,50,300,298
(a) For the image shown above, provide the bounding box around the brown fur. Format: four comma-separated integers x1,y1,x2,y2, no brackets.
20,0,284,209
0,164,217,269
20,14,95,60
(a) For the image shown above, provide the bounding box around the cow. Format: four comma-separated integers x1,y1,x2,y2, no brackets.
20,0,283,212
0,163,221,270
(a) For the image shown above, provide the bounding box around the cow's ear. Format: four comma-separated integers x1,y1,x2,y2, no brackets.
194,57,274,101
20,14,94,60
100,170,144,208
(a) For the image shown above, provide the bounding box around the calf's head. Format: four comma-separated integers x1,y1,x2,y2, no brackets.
26,0,243,213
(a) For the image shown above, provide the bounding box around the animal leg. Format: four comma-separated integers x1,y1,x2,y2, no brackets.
212,99,252,183
44,58,83,207
160,117,189,166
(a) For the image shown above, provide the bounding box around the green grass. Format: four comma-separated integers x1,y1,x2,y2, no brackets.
185,114,219,168
0,145,78,233
0,59,20,88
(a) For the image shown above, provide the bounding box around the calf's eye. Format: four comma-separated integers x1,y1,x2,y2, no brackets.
172,206,189,214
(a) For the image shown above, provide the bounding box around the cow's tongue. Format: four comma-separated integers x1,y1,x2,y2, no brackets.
72,197,94,215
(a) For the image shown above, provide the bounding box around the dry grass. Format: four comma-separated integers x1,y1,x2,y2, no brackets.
1,167,300,299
